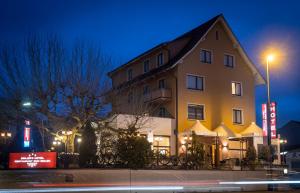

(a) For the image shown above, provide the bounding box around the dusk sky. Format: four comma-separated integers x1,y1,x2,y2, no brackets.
0,0,299,127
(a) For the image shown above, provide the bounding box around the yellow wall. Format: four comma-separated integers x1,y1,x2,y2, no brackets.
110,20,257,138
176,22,256,134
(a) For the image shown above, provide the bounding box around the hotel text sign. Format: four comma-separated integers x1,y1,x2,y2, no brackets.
9,152,57,169
262,102,277,139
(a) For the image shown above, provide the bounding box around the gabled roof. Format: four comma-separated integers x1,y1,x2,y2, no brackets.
108,14,265,89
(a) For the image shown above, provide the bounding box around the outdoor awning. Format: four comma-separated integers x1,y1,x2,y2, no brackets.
239,122,263,137
185,120,217,136
213,123,240,138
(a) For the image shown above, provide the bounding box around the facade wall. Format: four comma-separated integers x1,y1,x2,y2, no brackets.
111,48,169,88
176,22,256,134
109,19,260,156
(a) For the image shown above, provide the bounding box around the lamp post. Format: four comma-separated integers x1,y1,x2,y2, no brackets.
266,54,274,191
77,138,82,153
0,131,12,145
266,55,274,148
280,139,287,164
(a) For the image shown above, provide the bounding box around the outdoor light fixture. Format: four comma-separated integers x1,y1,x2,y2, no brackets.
267,54,274,62
0,133,4,137
7,132,11,137
77,138,82,143
22,102,32,107
67,131,73,135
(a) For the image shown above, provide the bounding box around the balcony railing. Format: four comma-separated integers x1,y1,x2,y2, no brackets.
144,88,172,103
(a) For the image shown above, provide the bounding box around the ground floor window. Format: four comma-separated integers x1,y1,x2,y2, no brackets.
153,135,170,155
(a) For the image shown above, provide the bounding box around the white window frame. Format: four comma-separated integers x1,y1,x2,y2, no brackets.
187,103,205,121
232,108,244,125
200,49,213,64
186,73,205,91
224,53,235,68
231,81,243,96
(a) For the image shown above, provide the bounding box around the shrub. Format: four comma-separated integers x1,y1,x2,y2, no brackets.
116,129,152,169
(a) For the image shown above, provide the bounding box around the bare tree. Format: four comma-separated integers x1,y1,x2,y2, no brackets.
0,36,111,152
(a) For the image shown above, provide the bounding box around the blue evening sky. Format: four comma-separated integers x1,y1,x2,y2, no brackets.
0,0,299,127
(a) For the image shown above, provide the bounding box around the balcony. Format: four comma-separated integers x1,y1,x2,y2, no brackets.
144,88,172,103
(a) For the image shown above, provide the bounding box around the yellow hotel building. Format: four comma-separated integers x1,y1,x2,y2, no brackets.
108,14,280,162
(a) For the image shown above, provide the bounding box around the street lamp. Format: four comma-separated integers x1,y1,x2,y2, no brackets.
0,131,12,144
77,138,82,153
22,101,32,107
266,54,275,191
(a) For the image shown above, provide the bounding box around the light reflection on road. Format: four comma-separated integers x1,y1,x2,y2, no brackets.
0,180,299,192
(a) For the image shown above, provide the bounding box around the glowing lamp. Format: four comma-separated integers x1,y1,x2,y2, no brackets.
267,54,274,62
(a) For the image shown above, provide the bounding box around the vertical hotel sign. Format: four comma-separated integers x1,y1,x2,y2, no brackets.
24,120,31,147
262,102,277,139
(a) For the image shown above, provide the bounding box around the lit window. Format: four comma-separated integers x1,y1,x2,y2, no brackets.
187,75,204,90
127,68,133,81
224,54,234,68
153,135,170,155
188,104,204,120
233,109,243,124
157,53,164,67
143,60,150,73
200,49,212,64
158,79,165,89
231,81,242,96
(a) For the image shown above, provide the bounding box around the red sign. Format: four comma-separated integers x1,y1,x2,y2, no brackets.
262,104,267,136
9,152,57,169
270,102,277,139
24,120,31,147
262,102,277,139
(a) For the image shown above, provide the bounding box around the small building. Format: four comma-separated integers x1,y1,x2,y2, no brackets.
108,14,278,163
278,120,300,170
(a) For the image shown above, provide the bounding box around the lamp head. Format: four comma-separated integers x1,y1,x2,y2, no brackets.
267,54,274,62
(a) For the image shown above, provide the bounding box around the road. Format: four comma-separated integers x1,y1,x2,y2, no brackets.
0,169,294,192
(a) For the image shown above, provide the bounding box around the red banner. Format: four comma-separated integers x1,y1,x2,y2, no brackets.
262,102,277,139
9,152,57,169
270,102,277,139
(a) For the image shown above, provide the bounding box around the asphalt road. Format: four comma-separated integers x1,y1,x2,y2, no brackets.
0,169,293,193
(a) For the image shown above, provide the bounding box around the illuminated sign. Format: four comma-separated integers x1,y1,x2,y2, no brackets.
24,120,31,147
270,102,277,139
262,102,277,139
9,152,57,169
